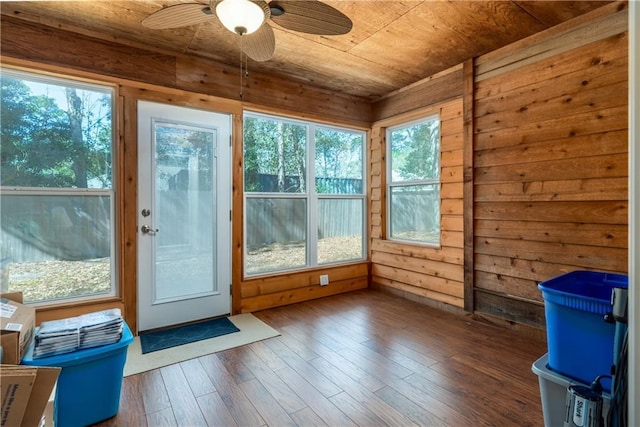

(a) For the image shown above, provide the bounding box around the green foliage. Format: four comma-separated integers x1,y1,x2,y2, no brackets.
390,119,439,181
0,73,112,188
1,78,73,186
244,116,364,194
243,116,306,193
315,128,362,175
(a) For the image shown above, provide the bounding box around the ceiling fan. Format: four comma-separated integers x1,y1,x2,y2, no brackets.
142,0,353,62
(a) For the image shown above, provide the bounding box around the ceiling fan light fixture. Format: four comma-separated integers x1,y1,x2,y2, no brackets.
216,0,265,35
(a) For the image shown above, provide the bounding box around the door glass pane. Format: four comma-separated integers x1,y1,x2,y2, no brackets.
153,121,216,302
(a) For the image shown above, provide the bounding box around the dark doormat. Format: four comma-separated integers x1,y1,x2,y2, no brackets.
140,317,240,354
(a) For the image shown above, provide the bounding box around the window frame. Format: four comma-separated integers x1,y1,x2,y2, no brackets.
242,111,367,278
385,114,441,247
0,66,118,306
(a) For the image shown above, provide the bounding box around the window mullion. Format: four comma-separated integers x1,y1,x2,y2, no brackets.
307,123,318,267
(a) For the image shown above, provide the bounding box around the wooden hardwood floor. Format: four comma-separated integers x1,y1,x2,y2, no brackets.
94,290,548,426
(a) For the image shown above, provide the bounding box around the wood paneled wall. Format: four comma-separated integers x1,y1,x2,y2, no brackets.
471,3,628,329
237,264,369,313
372,65,464,122
369,97,466,311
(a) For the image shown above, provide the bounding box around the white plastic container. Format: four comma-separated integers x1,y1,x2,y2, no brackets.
531,353,611,427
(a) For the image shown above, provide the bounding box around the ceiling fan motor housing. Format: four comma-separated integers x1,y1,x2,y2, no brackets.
143,0,353,62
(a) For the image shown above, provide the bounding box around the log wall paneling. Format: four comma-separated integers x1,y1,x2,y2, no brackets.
370,97,465,310
368,126,385,244
471,4,628,329
475,2,628,82
239,264,370,313
371,65,464,122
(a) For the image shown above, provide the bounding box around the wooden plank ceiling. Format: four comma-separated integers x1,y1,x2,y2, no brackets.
1,1,613,101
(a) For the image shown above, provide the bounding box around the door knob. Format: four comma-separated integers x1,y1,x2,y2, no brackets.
141,225,158,235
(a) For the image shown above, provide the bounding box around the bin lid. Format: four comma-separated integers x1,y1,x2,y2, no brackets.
538,271,628,303
531,353,612,399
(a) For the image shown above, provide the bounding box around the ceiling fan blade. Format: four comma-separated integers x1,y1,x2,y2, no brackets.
142,3,215,30
268,0,352,35
237,24,276,62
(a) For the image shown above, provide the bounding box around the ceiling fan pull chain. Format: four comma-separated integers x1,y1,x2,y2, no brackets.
245,50,249,78
239,36,244,99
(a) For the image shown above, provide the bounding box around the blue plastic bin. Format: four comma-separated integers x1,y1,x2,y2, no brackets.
21,322,133,427
538,271,628,393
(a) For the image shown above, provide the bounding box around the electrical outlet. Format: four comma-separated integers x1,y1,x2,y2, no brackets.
320,274,329,286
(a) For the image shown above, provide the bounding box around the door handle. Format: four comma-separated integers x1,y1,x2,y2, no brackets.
141,225,158,235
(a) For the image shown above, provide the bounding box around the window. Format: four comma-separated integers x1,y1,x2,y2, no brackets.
243,112,366,276
0,68,116,304
386,116,440,245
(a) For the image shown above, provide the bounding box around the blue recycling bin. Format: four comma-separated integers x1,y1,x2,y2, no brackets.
22,322,133,427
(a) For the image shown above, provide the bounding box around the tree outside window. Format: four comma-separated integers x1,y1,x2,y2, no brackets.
387,116,440,245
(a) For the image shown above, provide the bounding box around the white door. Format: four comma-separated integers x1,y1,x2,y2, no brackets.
137,101,231,331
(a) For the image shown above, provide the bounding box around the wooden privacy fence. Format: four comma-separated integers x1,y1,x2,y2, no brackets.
390,189,440,233
0,194,111,263
245,190,437,247
245,198,366,246
255,174,363,194
245,175,366,247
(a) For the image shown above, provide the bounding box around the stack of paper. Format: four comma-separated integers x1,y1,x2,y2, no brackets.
32,309,123,359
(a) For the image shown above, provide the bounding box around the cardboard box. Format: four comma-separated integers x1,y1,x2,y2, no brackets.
42,384,56,427
0,292,36,364
0,365,60,427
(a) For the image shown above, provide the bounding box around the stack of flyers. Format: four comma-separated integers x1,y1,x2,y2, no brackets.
32,308,124,358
